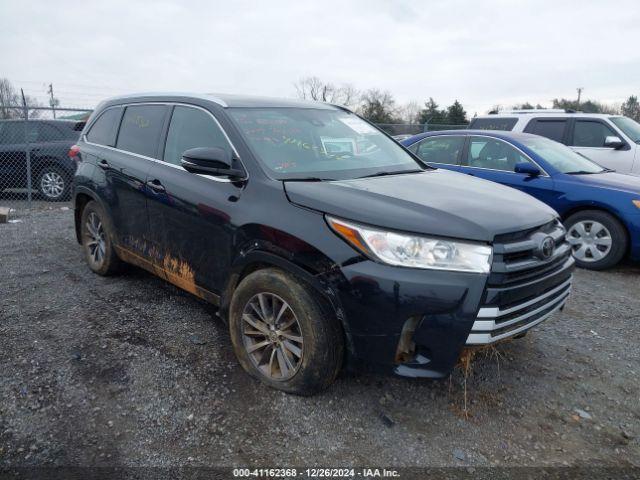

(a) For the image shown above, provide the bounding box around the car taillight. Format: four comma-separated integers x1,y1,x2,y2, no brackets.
68,144,81,162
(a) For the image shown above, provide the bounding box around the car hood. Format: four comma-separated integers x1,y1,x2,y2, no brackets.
284,169,558,242
569,171,640,194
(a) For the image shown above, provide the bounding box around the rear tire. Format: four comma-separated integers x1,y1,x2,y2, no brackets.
229,268,343,396
37,165,71,201
80,201,124,276
565,210,627,270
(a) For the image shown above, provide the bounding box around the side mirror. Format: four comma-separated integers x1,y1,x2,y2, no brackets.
604,136,625,149
514,162,541,177
181,147,245,178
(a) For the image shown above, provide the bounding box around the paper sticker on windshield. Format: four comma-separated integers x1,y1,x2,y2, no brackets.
338,116,378,135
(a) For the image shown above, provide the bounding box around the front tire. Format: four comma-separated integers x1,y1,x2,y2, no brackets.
80,201,124,276
37,165,70,201
565,210,627,270
229,268,344,396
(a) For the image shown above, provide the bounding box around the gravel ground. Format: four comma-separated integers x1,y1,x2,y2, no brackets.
1,205,639,469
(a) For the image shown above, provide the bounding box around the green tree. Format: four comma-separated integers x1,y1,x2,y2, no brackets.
512,102,544,110
552,98,618,114
621,95,640,121
446,100,468,125
418,97,447,125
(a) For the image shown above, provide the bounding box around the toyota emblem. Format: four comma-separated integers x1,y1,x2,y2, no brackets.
540,236,555,259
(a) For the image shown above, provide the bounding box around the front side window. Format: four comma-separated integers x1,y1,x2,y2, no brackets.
412,136,464,165
466,136,533,172
525,119,567,143
520,136,603,174
116,105,166,158
609,116,640,143
228,108,423,180
86,107,122,146
163,106,232,166
572,120,616,147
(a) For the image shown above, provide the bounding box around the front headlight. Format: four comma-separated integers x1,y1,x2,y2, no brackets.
633,200,640,210
326,216,493,273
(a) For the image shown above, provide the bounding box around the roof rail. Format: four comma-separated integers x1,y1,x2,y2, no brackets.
490,109,579,115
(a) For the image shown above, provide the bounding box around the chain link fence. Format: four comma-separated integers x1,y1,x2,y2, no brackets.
0,105,92,220
375,123,469,137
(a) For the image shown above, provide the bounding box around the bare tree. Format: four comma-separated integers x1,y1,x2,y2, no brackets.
0,78,41,119
357,89,399,124
398,100,421,124
293,76,359,107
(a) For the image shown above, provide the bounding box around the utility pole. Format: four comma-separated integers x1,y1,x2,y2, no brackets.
47,83,57,119
576,87,583,110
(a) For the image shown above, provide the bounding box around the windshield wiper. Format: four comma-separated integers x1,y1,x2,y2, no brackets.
357,169,423,179
283,177,333,182
565,170,600,175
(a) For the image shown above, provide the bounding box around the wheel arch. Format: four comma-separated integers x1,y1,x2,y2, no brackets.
220,250,355,357
73,188,112,244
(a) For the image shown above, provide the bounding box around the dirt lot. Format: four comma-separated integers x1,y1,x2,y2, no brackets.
1,205,639,469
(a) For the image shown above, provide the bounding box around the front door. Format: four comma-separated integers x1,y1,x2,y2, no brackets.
459,135,559,209
568,118,634,174
0,121,27,190
146,104,245,299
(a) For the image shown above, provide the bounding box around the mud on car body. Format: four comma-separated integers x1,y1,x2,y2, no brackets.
72,93,574,395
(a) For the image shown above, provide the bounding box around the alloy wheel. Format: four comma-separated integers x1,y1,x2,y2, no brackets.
567,220,613,263
85,212,106,267
241,293,304,381
40,171,65,199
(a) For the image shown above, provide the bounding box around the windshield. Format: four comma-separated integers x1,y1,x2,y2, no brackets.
610,116,640,143
520,136,604,174
228,107,423,180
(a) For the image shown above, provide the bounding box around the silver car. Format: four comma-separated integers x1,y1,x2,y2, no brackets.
469,110,640,175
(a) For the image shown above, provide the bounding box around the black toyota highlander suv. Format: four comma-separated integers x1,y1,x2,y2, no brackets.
72,93,574,395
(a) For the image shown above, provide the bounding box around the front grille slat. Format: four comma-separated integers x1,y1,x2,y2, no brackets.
466,219,574,346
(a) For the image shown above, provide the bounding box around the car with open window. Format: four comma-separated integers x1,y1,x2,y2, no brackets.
468,110,640,175
402,130,640,270
72,94,573,394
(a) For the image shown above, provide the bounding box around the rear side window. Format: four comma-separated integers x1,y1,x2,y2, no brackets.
412,136,464,165
572,120,617,147
86,108,122,146
0,122,26,144
524,119,567,143
469,117,518,131
116,105,167,158
163,106,231,166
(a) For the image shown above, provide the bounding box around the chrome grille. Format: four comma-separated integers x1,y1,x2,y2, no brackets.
467,219,574,345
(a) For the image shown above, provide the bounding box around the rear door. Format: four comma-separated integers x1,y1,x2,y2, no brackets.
458,135,558,208
523,118,570,144
84,104,168,255
568,118,633,173
146,104,245,297
407,135,466,173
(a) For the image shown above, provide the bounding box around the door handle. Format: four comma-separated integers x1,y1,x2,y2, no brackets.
98,159,110,170
146,179,166,193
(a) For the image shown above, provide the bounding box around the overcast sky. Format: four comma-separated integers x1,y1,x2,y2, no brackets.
2,0,639,116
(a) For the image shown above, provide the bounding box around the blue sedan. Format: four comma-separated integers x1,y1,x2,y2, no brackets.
401,130,640,270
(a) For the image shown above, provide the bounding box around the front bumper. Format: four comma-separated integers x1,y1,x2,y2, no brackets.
332,220,574,378
466,274,572,345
